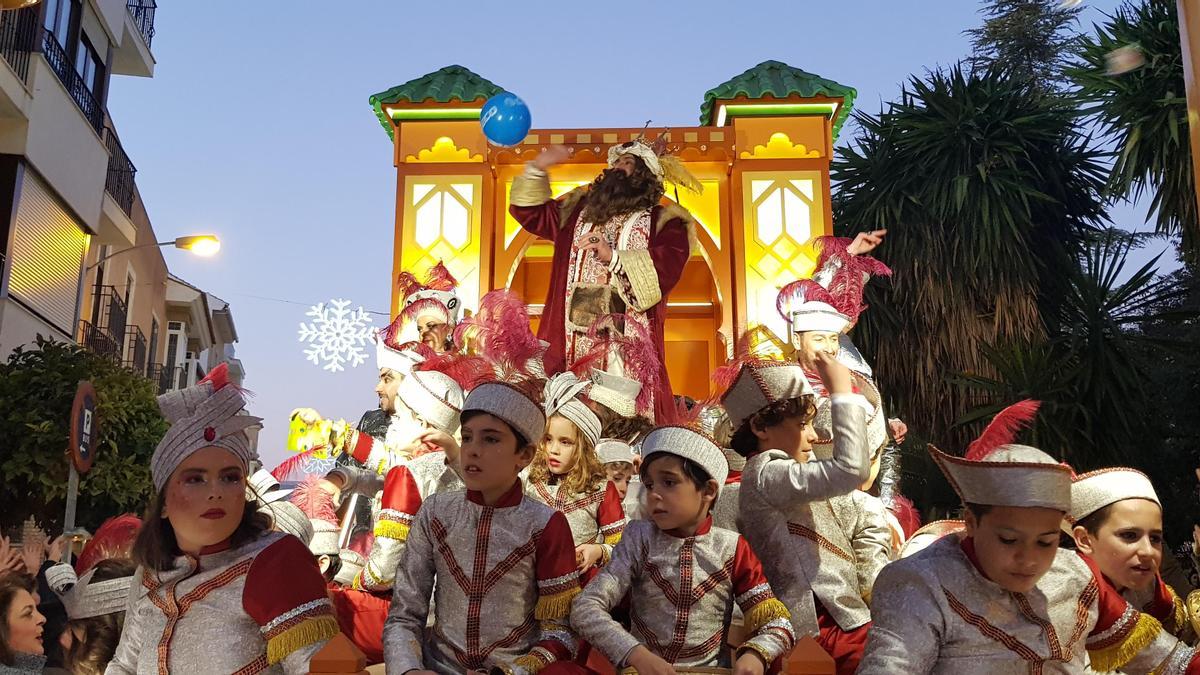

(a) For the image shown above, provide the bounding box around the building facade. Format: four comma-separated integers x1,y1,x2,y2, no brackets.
0,1,243,395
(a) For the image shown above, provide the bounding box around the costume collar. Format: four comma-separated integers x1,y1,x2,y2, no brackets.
663,515,713,539
466,479,524,508
960,536,994,583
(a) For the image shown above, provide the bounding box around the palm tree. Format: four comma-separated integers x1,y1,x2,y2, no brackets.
1070,0,1197,259
832,64,1107,448
954,229,1192,467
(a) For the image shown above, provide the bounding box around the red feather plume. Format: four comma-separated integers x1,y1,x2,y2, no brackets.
415,352,494,392
964,400,1041,461
776,279,837,322
455,290,543,381
271,448,320,483
397,261,459,300
289,476,339,522
423,262,458,292
400,297,452,325
814,236,892,325
888,494,922,539
75,514,142,574
571,314,662,414
396,270,423,300
348,531,373,557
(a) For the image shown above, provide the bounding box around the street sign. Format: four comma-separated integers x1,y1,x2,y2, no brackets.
68,380,98,473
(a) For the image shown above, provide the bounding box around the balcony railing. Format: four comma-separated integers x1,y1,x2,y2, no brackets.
79,320,122,364
127,0,156,50
149,363,187,394
0,7,37,83
41,31,102,132
125,326,147,374
103,127,136,217
90,285,128,349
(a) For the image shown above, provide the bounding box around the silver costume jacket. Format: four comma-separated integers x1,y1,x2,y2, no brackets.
737,396,871,636
570,518,795,669
859,534,1200,674
357,451,464,592
383,482,581,675
106,531,337,675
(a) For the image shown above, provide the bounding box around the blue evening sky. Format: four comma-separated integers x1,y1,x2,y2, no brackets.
105,0,1168,469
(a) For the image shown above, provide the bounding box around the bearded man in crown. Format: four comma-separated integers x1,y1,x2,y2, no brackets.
509,137,699,421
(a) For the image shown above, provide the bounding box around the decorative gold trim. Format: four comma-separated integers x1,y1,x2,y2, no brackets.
511,170,552,207
739,132,822,159
615,249,662,312
405,136,483,163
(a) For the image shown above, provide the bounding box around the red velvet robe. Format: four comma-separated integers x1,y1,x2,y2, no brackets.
509,195,690,421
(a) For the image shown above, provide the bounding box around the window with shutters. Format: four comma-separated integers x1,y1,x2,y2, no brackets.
7,170,89,336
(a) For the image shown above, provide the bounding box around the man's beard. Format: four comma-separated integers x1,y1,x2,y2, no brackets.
586,168,661,224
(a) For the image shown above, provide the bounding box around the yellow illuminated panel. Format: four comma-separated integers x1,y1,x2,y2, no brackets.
740,171,827,340
739,132,822,159
502,180,589,248
664,179,721,248
401,176,483,313
405,136,484,163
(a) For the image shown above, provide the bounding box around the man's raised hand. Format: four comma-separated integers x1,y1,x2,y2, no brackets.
847,229,887,256
532,145,571,171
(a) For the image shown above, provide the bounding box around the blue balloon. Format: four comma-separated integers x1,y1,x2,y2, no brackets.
480,92,531,147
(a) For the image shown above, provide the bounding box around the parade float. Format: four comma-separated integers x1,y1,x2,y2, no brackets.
369,60,854,397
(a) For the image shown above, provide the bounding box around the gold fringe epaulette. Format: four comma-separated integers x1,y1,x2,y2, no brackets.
1088,612,1163,672
374,519,410,542
742,597,790,634
266,615,339,665
513,650,551,674
535,586,581,620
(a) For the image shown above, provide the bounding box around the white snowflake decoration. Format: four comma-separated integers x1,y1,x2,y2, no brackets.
298,298,374,372
302,455,338,477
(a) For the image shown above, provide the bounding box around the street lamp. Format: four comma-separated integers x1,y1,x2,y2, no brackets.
85,234,221,270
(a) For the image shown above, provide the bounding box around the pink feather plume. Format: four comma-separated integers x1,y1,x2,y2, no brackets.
423,262,458,292
455,290,543,381
288,476,339,522
397,261,459,300
270,448,320,483
776,279,838,322
814,236,892,325
964,400,1041,461
573,315,662,415
415,352,495,391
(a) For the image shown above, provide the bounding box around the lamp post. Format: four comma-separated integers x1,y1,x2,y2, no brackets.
86,234,221,271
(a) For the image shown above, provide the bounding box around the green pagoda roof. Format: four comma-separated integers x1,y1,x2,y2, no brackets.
700,60,857,140
369,65,505,140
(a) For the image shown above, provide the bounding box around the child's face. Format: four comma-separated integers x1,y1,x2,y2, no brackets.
605,461,635,498
460,414,533,499
965,505,1063,593
1073,499,1163,593
755,415,818,463
541,415,579,476
642,455,716,535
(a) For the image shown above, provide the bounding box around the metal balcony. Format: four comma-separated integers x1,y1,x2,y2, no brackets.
41,31,102,132
127,0,155,49
103,127,136,217
0,7,37,82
